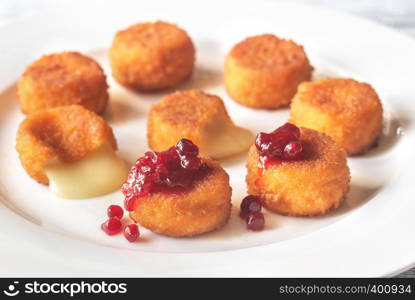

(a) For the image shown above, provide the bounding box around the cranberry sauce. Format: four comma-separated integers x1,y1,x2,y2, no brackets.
122,139,211,211
255,123,303,168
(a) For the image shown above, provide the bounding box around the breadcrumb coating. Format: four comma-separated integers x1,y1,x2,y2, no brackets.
246,128,350,216
148,89,248,157
109,21,195,91
225,34,312,109
17,52,108,114
290,78,383,155
130,157,232,237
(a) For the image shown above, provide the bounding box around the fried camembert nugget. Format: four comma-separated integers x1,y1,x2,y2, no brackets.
246,127,350,216
290,78,383,155
109,21,195,91
225,34,312,109
17,52,108,114
147,90,253,159
122,139,232,237
130,157,231,237
16,105,116,185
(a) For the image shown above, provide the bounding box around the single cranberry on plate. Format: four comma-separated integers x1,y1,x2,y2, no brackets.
239,195,262,219
124,224,140,242
107,204,124,219
246,212,265,231
101,217,123,235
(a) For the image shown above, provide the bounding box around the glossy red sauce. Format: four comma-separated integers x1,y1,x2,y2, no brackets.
122,139,211,211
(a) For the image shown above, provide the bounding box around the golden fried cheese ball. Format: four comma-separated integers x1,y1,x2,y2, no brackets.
17,52,108,114
246,128,350,216
224,34,313,109
290,78,383,155
109,21,195,91
148,90,253,159
16,105,116,184
130,157,232,237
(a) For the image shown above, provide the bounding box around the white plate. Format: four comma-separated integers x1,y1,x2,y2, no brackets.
1,0,415,277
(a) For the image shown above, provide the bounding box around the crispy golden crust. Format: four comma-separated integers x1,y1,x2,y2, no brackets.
246,128,350,216
109,21,195,91
16,105,117,185
290,78,383,155
130,158,232,237
224,34,312,109
17,52,108,114
148,89,233,151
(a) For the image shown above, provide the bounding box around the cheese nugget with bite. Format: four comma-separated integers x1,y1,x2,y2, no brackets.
16,105,127,199
148,90,253,159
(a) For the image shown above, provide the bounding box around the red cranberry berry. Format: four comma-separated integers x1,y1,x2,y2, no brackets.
101,217,122,235
240,195,262,219
284,141,302,160
246,212,265,231
255,123,302,162
180,155,202,170
176,139,199,156
107,205,124,219
121,139,209,211
124,224,140,242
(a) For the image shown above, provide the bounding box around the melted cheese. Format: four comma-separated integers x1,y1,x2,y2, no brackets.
45,143,127,199
203,113,254,159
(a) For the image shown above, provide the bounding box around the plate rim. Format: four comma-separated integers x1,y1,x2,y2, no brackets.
1,0,415,277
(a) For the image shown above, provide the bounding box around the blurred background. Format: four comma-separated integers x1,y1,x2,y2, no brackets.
1,0,414,277
2,0,415,37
